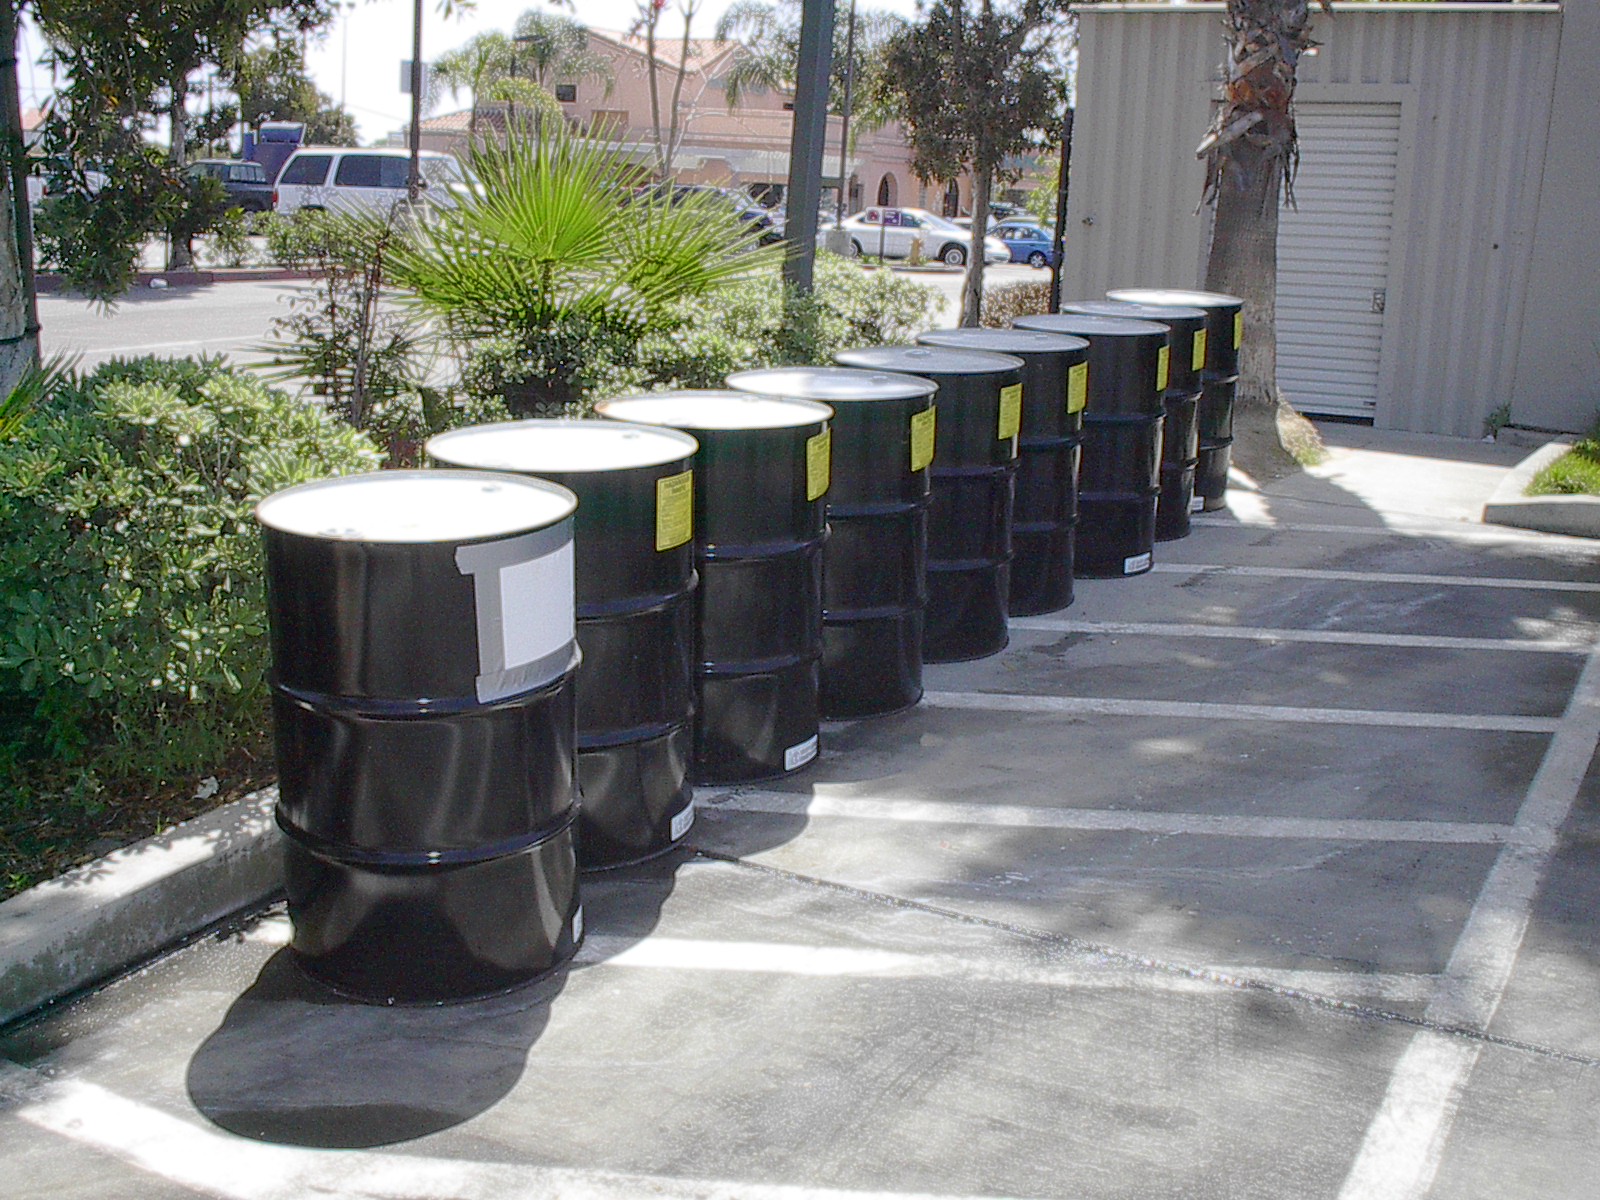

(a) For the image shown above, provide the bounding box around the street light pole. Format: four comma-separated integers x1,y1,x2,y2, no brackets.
782,0,836,295
834,0,856,226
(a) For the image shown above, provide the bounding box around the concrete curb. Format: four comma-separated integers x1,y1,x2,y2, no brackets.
0,788,283,1028
35,268,316,294
1482,440,1600,538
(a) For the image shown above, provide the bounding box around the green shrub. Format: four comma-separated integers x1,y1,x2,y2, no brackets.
980,278,1052,328
460,321,646,416
366,388,515,465
630,257,945,391
0,358,382,794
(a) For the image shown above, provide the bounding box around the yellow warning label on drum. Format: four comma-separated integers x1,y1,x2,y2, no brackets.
1157,346,1170,392
1234,311,1244,348
655,470,693,551
806,429,831,501
910,406,936,472
1067,362,1088,413
1192,329,1208,371
999,384,1023,441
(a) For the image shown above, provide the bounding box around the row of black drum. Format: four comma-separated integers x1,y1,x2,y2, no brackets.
252,287,1245,1003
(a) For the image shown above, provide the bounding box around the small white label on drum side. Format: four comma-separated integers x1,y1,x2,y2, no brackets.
571,906,584,942
499,540,575,671
1190,495,1205,513
670,802,696,841
1124,552,1153,574
785,734,820,772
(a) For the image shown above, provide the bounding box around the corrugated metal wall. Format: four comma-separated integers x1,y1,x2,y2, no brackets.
1065,3,1564,438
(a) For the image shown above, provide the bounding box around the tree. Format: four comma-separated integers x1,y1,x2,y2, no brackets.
510,9,614,97
880,0,1068,326
631,0,704,179
232,40,359,145
716,0,901,125
35,0,330,287
1197,0,1331,473
430,31,516,138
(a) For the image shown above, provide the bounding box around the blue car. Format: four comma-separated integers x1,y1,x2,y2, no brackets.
993,222,1059,268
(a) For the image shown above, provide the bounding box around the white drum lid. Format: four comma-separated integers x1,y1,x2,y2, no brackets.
727,366,937,403
1106,287,1243,311
428,419,699,473
256,470,578,543
598,390,833,430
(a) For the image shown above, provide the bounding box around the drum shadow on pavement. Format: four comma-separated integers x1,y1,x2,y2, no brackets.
186,948,564,1148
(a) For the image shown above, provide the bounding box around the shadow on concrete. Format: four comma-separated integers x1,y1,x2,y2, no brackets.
186,949,564,1148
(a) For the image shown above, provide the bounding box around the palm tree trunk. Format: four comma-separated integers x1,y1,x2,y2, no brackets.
1199,0,1326,476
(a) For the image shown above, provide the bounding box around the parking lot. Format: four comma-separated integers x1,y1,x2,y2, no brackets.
4,424,1599,1198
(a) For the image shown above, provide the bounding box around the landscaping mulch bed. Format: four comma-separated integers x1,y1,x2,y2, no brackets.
1,745,275,901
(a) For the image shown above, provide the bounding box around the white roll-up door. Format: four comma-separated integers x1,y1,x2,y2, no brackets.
1276,102,1400,419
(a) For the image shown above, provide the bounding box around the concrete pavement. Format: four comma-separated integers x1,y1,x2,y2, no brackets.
4,422,1600,1198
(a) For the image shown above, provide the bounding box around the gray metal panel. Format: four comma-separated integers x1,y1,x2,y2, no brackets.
1069,4,1562,438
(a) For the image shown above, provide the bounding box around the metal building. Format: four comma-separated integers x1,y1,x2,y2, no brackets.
1063,2,1600,438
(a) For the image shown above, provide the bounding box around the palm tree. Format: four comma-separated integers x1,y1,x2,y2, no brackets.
1198,0,1332,472
716,0,902,130
430,32,515,139
510,10,614,98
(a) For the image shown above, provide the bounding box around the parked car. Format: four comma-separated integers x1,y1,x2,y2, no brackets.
642,183,783,244
185,159,274,213
991,221,1059,269
272,146,471,217
836,207,1009,266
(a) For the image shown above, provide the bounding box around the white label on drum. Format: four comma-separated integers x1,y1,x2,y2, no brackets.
670,802,696,841
1190,495,1205,513
499,539,575,673
1124,552,1152,574
457,527,576,702
571,906,584,942
785,733,820,772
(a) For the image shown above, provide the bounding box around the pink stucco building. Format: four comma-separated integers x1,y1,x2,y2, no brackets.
410,28,979,218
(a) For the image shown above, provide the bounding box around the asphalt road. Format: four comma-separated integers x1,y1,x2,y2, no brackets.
35,264,1048,376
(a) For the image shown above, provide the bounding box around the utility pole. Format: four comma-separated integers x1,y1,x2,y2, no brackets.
782,0,836,295
407,0,424,205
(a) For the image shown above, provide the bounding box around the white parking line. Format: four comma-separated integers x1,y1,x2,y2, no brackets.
1008,618,1593,654
707,790,1527,846
1149,562,1600,592
1190,515,1600,549
1336,646,1600,1197
920,690,1559,733
1,1065,1049,1200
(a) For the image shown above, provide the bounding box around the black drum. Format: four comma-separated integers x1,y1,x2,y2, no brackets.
727,367,937,719
916,327,1089,614
597,391,831,784
1063,300,1207,540
834,345,1023,662
1014,313,1170,577
426,420,700,870
1107,287,1244,512
256,470,583,1004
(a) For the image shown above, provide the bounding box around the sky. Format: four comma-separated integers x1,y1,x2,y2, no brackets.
302,0,926,144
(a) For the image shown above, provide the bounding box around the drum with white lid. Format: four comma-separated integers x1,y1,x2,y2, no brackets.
727,367,937,718
834,345,1023,663
916,327,1090,616
1107,287,1245,512
1014,313,1169,578
257,469,582,1003
427,419,700,869
596,391,832,784
1063,300,1208,542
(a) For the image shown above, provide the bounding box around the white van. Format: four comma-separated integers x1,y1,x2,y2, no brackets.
272,147,471,217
